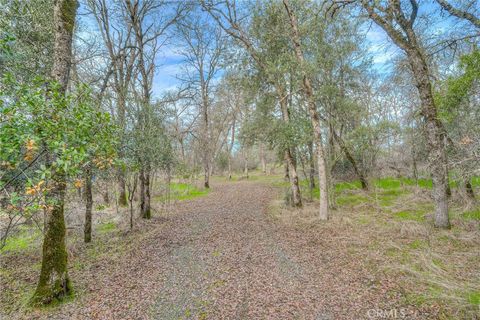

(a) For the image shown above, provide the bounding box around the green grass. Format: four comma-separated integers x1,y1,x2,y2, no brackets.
97,222,116,234
408,239,428,249
375,177,402,189
0,228,40,253
467,291,480,306
461,208,480,221
336,193,369,206
157,182,209,201
394,210,426,222
472,176,480,188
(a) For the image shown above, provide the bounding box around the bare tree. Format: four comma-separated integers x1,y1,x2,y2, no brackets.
435,0,480,29
125,0,184,218
87,0,137,207
176,8,225,189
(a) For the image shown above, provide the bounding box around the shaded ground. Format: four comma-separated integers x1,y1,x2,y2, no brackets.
2,181,443,319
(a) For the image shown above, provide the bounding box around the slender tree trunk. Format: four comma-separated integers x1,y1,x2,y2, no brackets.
103,187,109,205
279,95,302,207
84,166,92,243
283,0,327,218
308,142,315,190
33,0,77,304
118,169,128,206
260,144,267,174
140,167,146,218
465,180,476,200
244,150,249,179
285,149,302,207
332,129,369,190
412,143,418,184
144,170,151,219
228,119,235,180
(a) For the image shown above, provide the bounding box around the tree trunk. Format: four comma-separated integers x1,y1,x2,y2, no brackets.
103,188,109,205
84,167,92,243
144,170,151,219
140,167,146,218
332,129,369,190
244,150,249,179
33,0,76,304
118,170,128,206
279,94,302,207
285,149,302,207
361,2,450,228
260,144,267,174
283,0,327,218
408,48,450,228
308,142,315,190
465,180,476,200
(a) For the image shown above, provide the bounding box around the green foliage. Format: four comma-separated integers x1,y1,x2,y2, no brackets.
97,222,116,234
436,50,480,122
0,74,117,223
394,210,425,222
462,208,480,221
0,228,40,253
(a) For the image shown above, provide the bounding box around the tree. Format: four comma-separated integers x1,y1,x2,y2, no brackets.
354,0,451,228
33,0,78,303
87,0,137,207
176,7,225,188
202,0,303,207
282,0,330,219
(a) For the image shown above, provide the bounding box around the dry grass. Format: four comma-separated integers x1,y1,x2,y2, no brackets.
268,186,480,319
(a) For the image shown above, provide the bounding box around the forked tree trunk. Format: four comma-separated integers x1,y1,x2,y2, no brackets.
33,0,77,304
284,149,302,207
84,166,93,243
279,96,302,207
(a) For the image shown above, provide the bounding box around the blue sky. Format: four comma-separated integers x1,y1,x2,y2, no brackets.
78,1,478,98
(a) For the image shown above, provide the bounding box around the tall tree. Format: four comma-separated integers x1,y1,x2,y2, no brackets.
358,0,450,228
87,0,137,207
33,0,77,303
202,0,303,207
283,0,329,219
177,8,225,188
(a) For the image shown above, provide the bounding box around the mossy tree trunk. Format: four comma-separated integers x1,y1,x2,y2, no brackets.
33,0,77,304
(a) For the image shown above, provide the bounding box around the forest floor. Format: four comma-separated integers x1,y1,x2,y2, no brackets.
1,176,479,319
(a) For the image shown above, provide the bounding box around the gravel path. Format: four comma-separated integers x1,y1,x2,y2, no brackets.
24,181,431,319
